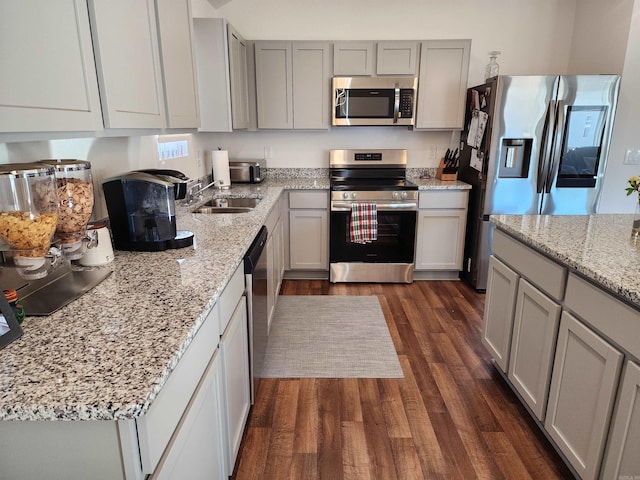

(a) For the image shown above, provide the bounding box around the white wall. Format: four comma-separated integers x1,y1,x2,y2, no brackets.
598,0,640,213
567,0,633,75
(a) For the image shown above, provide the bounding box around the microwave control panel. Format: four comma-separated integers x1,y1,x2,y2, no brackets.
400,90,414,118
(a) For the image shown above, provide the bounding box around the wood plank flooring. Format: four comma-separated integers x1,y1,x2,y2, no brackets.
231,280,574,479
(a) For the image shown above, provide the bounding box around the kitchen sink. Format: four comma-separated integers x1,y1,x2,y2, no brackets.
191,196,261,214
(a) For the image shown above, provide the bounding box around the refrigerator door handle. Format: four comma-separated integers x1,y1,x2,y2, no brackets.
546,100,566,193
537,100,556,194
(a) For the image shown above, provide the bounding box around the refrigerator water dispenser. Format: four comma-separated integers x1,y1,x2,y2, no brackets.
499,138,532,178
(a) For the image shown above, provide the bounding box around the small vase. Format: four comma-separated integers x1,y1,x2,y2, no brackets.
632,200,640,239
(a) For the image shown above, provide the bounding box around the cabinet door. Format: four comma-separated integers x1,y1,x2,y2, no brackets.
193,18,232,132
255,41,293,129
601,361,640,480
151,350,225,480
545,312,623,480
415,209,466,270
0,0,103,133
508,279,561,421
416,40,470,129
266,232,276,330
376,42,418,75
289,210,328,270
88,0,165,128
482,256,519,372
155,0,199,128
333,42,374,76
228,24,250,129
292,42,331,129
220,297,250,476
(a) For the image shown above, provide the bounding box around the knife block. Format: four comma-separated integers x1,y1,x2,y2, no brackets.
436,158,458,181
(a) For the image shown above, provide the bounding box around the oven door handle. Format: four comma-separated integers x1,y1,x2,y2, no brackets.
331,202,417,212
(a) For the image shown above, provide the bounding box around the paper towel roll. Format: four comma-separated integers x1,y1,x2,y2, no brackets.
211,150,231,188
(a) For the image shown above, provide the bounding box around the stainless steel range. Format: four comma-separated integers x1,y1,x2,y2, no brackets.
329,149,418,283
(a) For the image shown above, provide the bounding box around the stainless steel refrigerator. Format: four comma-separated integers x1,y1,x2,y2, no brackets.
458,75,620,291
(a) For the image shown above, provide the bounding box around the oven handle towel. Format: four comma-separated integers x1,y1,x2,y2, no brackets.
349,202,377,244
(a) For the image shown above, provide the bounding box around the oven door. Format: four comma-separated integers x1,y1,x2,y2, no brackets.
329,206,417,264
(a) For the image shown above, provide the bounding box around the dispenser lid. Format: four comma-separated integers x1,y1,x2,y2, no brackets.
39,159,92,172
0,163,55,178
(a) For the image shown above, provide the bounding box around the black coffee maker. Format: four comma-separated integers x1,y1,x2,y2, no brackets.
103,170,194,251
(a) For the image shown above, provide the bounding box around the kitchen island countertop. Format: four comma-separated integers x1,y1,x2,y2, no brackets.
0,174,470,422
491,214,640,308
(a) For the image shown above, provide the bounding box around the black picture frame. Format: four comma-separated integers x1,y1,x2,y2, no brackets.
0,292,23,350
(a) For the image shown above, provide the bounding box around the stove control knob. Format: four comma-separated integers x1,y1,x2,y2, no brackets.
401,191,408,199
351,192,357,200
392,191,400,200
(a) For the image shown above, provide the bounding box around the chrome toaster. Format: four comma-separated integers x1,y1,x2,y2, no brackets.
229,160,265,184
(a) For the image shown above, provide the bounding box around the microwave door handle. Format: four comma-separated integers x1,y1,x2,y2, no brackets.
537,100,556,194
393,83,400,123
546,100,565,193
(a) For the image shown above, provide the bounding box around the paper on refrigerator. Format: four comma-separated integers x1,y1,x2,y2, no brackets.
468,110,488,148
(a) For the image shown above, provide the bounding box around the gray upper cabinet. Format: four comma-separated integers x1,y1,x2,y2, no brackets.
376,42,418,75
255,41,331,130
255,42,293,129
155,0,199,129
416,40,471,130
193,19,249,132
333,42,374,76
88,0,166,129
0,0,103,133
227,24,250,130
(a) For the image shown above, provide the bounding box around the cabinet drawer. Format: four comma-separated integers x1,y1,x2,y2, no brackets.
218,262,245,335
492,229,566,301
289,191,327,209
419,190,468,209
565,273,640,361
137,305,219,474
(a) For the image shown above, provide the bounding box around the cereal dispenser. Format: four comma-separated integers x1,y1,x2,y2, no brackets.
39,159,94,260
0,163,59,279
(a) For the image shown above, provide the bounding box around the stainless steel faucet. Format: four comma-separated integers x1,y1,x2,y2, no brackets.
185,179,225,204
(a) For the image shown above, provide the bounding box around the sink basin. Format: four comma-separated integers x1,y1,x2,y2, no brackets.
191,196,261,214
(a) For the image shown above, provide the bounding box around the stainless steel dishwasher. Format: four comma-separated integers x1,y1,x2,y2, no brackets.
244,226,268,404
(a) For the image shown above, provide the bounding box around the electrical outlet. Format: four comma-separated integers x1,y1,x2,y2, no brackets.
624,149,640,165
264,146,273,160
428,145,437,160
196,150,203,169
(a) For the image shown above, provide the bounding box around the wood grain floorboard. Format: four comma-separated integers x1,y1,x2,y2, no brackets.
231,280,574,480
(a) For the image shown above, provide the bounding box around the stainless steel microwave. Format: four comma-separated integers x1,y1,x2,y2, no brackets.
332,76,418,126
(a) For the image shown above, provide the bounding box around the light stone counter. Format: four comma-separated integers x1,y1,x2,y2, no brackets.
491,214,640,308
0,171,468,422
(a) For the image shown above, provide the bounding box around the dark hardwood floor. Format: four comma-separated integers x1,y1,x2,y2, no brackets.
231,280,573,479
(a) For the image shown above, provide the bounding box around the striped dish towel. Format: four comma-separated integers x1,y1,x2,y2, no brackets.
350,203,377,244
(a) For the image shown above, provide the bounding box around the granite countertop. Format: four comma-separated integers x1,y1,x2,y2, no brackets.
491,214,640,308
0,172,469,422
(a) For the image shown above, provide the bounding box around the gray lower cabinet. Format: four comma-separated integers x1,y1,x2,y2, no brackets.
481,256,519,372
219,296,251,475
545,312,623,480
150,350,225,480
601,360,640,479
508,278,561,421
288,191,328,270
414,190,468,272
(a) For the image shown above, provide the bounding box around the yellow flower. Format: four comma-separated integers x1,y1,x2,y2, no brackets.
626,176,640,196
